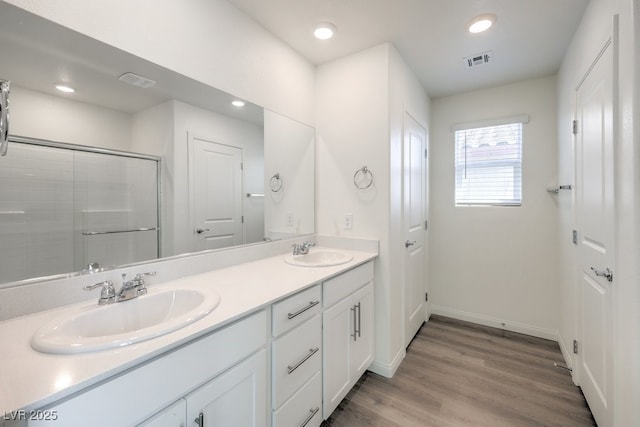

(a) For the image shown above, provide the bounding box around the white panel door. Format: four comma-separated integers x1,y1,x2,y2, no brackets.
575,37,615,427
403,113,427,346
191,135,244,251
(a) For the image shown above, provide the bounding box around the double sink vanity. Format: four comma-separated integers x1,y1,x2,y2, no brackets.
0,239,377,427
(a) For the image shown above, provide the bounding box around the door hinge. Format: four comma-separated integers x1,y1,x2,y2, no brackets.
572,229,578,245
573,339,579,354
424,220,428,231
425,292,428,302
241,216,244,224
572,120,578,135
424,148,428,158
240,162,243,170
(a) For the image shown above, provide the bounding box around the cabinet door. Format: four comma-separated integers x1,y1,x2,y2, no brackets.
186,349,267,427
350,283,374,379
138,399,186,427
322,296,353,419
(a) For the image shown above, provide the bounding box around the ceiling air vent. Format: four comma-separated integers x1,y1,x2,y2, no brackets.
118,72,156,88
464,51,493,69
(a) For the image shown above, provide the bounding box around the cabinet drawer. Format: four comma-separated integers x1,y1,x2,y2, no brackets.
323,261,374,307
272,315,321,409
272,284,321,336
273,372,322,427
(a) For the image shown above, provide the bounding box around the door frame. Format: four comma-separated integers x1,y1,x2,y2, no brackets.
401,110,428,348
188,132,245,252
572,16,618,426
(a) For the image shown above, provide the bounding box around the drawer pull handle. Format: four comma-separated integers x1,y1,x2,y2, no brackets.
287,300,320,319
287,347,320,374
300,406,320,427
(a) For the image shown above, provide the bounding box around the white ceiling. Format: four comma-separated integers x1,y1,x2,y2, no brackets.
227,0,590,98
0,2,264,124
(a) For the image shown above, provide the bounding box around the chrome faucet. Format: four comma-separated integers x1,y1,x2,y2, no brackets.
84,271,156,305
292,241,315,255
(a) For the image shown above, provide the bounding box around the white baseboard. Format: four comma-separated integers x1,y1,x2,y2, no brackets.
369,347,406,378
431,305,559,342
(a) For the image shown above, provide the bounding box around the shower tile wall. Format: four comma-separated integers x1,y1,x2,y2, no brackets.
0,143,158,283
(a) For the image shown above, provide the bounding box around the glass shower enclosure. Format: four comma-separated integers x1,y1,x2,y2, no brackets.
0,137,160,284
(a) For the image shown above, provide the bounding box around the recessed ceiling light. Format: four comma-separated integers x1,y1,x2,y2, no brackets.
55,84,75,93
467,14,496,34
314,22,336,40
232,100,245,107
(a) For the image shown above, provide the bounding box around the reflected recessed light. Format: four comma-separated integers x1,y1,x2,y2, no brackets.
55,84,75,93
467,14,496,34
314,22,336,40
232,100,245,107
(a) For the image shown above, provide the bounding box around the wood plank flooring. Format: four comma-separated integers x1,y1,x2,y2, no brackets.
323,315,596,427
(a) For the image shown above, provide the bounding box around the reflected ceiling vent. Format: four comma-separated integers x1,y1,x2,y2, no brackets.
464,50,493,69
118,72,156,88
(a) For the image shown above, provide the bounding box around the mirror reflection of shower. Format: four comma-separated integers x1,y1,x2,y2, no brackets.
0,137,160,283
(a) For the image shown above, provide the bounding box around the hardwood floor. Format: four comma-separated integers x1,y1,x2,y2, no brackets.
323,315,596,427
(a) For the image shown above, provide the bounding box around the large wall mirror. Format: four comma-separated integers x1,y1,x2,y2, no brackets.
0,3,315,287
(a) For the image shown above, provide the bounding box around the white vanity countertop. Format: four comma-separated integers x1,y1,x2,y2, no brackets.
0,247,377,412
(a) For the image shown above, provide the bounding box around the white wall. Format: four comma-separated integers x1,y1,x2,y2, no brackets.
10,86,132,149
4,0,316,126
429,76,560,340
133,100,264,258
317,43,429,376
131,101,175,257
263,110,314,239
557,0,639,423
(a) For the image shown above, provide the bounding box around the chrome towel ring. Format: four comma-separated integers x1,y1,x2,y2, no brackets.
353,166,373,190
270,173,283,192
0,80,10,156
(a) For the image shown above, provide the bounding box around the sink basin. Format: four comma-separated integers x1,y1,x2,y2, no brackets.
31,289,220,354
284,250,353,267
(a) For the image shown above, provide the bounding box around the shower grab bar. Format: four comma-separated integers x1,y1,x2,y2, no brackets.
0,80,10,156
82,227,158,236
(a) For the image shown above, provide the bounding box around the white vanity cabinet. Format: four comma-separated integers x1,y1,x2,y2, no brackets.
271,284,323,427
139,350,267,427
322,262,374,420
185,349,267,427
30,311,268,427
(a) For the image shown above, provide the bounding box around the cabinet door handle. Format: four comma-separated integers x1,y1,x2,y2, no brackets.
287,300,319,319
300,407,320,427
351,305,358,342
194,412,204,426
356,302,362,338
287,347,319,374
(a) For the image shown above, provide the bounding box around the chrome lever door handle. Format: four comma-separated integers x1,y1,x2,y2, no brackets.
590,267,613,283
195,228,210,234
405,240,416,248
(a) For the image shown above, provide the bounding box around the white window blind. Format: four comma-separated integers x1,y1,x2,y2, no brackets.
455,122,522,206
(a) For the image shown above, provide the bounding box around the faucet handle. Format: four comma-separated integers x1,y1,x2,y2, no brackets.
134,271,157,281
302,241,316,248
83,280,116,305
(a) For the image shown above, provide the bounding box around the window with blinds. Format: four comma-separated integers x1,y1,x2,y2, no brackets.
454,122,522,206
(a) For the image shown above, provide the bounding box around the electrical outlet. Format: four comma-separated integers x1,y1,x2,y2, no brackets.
344,213,353,230
286,211,294,227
